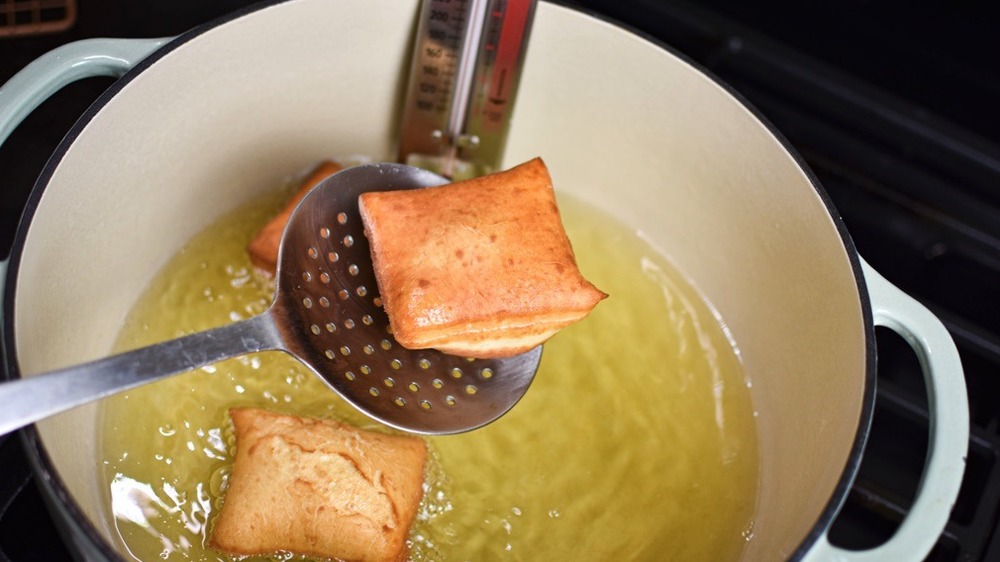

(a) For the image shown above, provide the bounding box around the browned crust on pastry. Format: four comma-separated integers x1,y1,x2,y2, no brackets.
359,157,607,358
248,160,343,275
210,408,426,562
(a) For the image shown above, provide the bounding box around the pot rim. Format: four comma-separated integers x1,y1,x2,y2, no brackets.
1,1,877,559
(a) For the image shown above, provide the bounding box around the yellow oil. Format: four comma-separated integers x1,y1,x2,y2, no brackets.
99,185,760,561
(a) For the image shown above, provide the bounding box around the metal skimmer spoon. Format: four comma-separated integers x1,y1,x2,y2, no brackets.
0,163,542,436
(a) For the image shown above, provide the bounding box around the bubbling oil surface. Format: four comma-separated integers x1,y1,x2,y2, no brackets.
99,186,760,561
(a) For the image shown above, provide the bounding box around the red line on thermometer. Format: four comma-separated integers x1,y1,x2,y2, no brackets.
481,0,531,130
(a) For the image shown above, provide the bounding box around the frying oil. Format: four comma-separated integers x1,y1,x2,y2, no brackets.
99,184,760,561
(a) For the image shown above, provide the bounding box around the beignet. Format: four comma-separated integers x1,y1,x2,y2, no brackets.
248,160,343,275
210,408,426,562
359,157,606,358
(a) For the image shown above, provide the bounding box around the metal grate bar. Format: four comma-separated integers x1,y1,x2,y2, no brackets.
0,0,76,38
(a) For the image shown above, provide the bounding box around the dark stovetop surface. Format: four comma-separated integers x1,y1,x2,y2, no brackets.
2,1,1000,560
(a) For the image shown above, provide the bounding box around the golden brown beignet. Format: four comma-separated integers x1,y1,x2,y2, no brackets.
210,408,426,562
359,157,606,358
248,160,343,275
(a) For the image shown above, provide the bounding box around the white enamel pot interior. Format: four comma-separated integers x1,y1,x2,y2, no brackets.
0,0,968,560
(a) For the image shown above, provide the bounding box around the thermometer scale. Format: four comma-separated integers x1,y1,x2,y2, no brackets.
398,0,537,179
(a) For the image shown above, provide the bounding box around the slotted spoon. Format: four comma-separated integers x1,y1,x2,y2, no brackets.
0,163,542,436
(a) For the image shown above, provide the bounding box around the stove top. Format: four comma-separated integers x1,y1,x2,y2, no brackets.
2,1,998,560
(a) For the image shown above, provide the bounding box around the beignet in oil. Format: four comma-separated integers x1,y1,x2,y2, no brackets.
248,160,343,275
210,408,426,562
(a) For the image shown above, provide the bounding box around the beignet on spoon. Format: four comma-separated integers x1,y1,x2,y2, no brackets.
359,157,606,358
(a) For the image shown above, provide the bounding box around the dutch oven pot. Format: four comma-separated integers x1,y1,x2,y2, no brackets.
0,0,969,560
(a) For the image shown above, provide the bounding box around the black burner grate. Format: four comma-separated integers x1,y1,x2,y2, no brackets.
0,435,71,562
0,0,76,38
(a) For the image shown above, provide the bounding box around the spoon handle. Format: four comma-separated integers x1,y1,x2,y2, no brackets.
0,312,284,436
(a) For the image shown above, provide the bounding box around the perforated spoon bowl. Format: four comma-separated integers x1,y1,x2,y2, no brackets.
0,163,542,436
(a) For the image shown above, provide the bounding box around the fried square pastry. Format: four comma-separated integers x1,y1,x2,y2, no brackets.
210,408,426,562
359,157,606,358
248,160,343,275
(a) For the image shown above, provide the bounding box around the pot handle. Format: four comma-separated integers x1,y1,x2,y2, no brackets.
0,37,169,148
802,259,969,562
0,38,168,365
